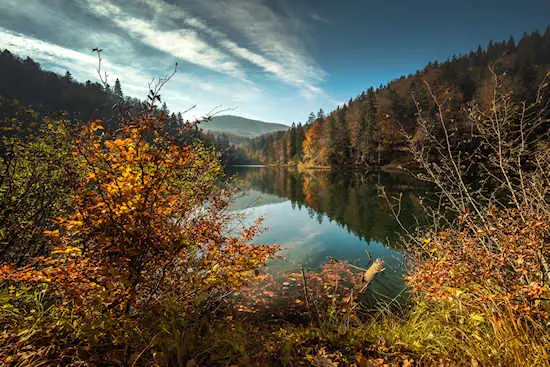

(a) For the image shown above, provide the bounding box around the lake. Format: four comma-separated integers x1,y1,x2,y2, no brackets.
229,166,429,303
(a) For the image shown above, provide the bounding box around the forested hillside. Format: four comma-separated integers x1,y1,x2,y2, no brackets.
0,50,141,125
0,49,255,165
243,28,550,168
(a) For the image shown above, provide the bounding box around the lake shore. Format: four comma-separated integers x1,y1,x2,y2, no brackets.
239,161,413,174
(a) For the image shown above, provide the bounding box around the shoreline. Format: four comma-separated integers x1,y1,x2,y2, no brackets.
231,162,412,173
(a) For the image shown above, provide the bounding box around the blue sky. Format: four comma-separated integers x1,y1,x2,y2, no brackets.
0,0,549,124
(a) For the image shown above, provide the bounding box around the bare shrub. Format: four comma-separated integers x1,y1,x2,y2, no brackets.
407,70,550,289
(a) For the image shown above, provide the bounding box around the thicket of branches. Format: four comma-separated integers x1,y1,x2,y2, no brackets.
392,72,550,365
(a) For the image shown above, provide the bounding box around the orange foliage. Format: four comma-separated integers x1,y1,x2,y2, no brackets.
302,120,327,165
407,207,550,318
0,110,278,363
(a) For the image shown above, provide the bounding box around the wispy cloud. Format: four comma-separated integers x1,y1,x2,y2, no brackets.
193,0,327,96
311,13,331,24
84,0,247,80
83,0,327,98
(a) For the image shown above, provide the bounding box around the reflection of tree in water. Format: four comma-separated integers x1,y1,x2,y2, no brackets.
234,167,429,247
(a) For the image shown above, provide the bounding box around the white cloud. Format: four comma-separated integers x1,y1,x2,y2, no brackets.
84,0,247,80
83,0,326,97
191,0,327,97
311,13,331,24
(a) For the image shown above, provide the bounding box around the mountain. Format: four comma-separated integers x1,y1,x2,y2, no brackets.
201,115,288,138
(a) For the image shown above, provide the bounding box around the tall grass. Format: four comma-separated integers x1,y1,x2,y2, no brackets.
364,294,550,366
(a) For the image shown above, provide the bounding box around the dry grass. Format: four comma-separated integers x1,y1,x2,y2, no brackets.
363,294,550,366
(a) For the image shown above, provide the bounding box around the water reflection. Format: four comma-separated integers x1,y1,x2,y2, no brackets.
229,166,429,300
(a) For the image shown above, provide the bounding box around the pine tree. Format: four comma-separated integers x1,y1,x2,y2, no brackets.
114,78,123,100
63,71,73,82
307,112,316,124
363,88,377,164
324,115,338,166
317,108,325,120
506,35,516,51
295,123,305,161
289,123,297,159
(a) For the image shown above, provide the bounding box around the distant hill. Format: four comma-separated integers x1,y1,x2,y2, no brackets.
202,115,287,138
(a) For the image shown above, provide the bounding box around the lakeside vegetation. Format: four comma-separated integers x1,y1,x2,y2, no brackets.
1,28,549,366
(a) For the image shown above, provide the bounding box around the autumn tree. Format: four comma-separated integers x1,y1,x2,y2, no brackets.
0,86,278,364
302,119,326,166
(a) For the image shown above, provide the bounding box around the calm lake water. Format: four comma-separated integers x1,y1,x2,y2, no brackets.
229,166,428,302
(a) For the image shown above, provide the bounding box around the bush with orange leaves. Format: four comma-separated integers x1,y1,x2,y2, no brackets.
0,101,278,365
407,207,549,319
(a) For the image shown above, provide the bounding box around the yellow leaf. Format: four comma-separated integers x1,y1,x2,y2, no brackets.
470,314,484,323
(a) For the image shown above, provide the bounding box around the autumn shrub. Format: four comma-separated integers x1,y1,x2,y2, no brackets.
0,117,77,265
408,207,549,319
0,96,278,365
383,71,550,365
364,207,550,365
